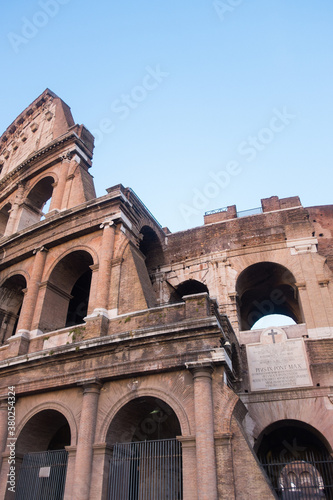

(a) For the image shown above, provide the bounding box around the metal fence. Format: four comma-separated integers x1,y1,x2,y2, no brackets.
259,453,333,499
16,449,68,500
108,438,182,500
236,206,263,218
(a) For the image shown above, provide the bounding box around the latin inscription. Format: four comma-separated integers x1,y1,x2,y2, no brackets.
247,339,312,391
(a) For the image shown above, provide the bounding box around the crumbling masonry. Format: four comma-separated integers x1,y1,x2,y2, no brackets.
0,89,332,499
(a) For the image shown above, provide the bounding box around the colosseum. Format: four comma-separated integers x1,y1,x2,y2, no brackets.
0,89,332,499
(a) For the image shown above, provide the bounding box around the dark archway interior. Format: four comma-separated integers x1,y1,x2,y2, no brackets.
66,269,92,326
16,410,71,455
106,397,181,445
39,250,94,332
0,203,11,236
169,279,209,303
0,274,26,343
256,420,331,460
236,262,302,330
139,226,164,272
27,176,54,212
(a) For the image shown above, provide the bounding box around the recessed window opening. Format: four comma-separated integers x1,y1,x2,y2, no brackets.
0,275,26,344
0,203,11,236
236,262,302,331
65,269,92,327
169,279,209,303
139,226,164,273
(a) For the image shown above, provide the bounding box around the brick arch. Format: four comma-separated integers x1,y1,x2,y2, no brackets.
249,398,333,452
25,171,59,194
99,387,191,443
231,254,303,287
44,245,98,281
0,269,30,287
235,260,301,330
0,272,28,341
16,401,78,447
255,418,333,458
38,247,97,332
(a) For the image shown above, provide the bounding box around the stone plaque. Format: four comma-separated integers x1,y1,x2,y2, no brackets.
246,328,312,391
39,466,51,478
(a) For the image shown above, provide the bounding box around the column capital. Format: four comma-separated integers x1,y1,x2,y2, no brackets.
185,360,214,378
77,378,103,394
33,246,48,255
99,219,115,229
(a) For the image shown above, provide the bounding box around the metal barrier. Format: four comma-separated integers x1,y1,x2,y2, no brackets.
16,449,68,500
259,453,333,499
108,438,182,500
236,206,263,218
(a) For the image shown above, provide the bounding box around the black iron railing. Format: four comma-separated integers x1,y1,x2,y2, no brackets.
108,438,182,500
16,449,68,500
259,452,333,499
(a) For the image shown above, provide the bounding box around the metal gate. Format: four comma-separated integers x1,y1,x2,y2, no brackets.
260,453,333,499
16,449,68,500
108,438,182,500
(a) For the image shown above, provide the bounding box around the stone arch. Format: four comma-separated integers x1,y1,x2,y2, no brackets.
16,401,78,448
169,278,209,303
44,244,98,279
236,261,302,330
16,408,72,455
38,249,95,332
17,175,56,230
99,387,191,444
0,269,30,288
255,419,332,457
0,273,27,343
255,419,332,497
103,388,185,500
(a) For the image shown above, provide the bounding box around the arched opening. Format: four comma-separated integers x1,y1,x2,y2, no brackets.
139,226,164,273
38,250,93,333
0,274,26,344
251,314,297,330
236,262,302,331
17,176,54,231
16,410,71,500
65,269,92,327
106,397,182,499
0,202,11,236
169,279,209,303
256,420,333,498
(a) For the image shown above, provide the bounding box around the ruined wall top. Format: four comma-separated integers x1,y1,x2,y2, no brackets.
0,89,93,180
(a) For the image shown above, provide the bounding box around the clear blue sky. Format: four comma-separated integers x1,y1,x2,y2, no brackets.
1,1,332,232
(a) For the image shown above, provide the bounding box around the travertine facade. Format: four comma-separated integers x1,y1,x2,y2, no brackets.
0,90,332,499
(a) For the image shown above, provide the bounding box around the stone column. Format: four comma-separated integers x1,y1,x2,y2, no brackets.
63,446,77,500
72,380,102,500
16,247,48,335
177,436,197,500
215,433,236,500
4,183,25,236
95,220,115,313
49,155,71,212
191,363,218,500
